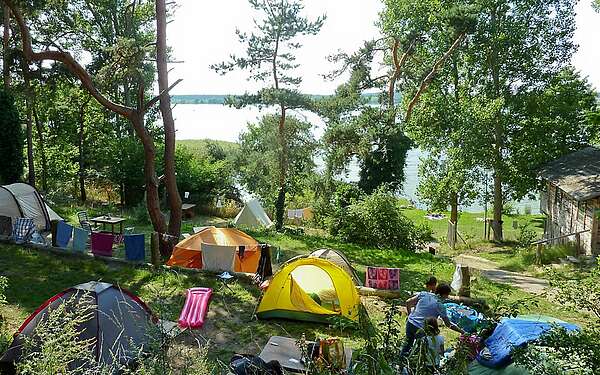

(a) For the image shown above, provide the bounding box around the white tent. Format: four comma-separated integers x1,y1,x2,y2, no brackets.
0,183,62,231
233,199,273,228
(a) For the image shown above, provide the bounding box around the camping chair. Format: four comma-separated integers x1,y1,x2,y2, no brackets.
201,244,236,272
77,211,97,232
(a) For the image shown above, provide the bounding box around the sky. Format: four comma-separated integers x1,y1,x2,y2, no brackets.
167,0,600,96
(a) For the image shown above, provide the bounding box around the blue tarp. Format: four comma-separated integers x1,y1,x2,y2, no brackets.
444,303,485,333
476,317,578,369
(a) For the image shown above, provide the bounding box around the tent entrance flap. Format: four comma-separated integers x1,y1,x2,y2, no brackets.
289,275,337,315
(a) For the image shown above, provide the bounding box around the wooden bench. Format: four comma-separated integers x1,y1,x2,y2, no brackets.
182,204,197,219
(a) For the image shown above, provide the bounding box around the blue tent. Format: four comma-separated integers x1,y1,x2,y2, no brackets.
476,317,578,369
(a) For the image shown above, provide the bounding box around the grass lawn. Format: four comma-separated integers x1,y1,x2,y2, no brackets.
0,219,591,365
3,200,587,366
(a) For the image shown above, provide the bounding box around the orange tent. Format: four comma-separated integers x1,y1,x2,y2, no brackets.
166,226,261,273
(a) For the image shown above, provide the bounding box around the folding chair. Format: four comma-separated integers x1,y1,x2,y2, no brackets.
77,211,96,232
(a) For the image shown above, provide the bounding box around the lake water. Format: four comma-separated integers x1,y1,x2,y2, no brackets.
173,103,540,214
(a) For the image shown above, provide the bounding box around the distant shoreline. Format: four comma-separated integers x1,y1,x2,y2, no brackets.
171,93,386,105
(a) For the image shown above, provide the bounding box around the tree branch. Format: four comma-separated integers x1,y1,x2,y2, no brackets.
144,78,182,111
405,32,467,122
3,0,133,119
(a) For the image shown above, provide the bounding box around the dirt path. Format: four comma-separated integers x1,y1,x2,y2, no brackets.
454,254,548,295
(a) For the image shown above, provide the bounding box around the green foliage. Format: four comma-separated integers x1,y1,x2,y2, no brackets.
516,223,537,248
211,0,325,91
513,324,600,375
174,145,238,205
0,89,24,184
508,264,600,375
212,0,325,230
417,153,481,212
237,114,317,211
17,293,100,374
330,188,432,251
0,276,10,355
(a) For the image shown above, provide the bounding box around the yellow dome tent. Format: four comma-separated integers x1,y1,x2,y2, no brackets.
256,258,360,323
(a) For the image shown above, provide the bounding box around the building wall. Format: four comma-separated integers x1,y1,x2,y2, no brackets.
543,181,599,255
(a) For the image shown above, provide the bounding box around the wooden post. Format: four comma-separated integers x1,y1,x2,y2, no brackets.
459,266,471,297
536,243,543,265
448,221,456,250
575,232,581,256
151,232,160,266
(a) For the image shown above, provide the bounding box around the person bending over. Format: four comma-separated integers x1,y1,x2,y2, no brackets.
425,276,437,293
400,283,464,358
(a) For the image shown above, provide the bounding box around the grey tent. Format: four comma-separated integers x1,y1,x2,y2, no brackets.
0,281,156,370
309,248,363,286
0,183,61,231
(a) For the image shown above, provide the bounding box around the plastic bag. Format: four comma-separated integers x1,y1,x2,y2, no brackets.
451,264,463,293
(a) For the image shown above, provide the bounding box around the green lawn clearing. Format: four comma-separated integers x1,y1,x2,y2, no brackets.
0,221,591,366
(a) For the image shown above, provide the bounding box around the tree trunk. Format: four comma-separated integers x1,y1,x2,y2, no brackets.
155,0,182,254
490,6,504,242
78,95,90,202
131,113,168,246
492,172,503,241
450,192,459,224
275,105,287,231
21,57,35,186
2,5,9,89
32,104,47,191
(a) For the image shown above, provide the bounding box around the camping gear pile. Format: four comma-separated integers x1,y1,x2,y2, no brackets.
439,308,580,373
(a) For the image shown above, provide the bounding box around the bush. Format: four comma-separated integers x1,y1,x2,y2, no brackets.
0,276,11,355
175,145,238,206
329,188,432,251
517,223,537,248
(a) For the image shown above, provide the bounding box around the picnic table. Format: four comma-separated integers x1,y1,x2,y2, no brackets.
259,336,352,373
90,216,126,235
182,203,197,219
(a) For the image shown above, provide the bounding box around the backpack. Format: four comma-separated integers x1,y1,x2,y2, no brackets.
229,354,283,375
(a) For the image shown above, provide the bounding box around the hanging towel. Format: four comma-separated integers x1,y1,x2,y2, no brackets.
72,227,89,253
201,244,236,272
91,232,114,257
0,216,12,238
255,244,273,281
124,234,145,262
365,266,400,290
56,221,73,248
12,218,35,244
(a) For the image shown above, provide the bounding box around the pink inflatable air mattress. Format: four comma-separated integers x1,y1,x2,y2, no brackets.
178,287,213,329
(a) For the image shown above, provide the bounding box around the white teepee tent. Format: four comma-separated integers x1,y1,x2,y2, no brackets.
233,199,273,228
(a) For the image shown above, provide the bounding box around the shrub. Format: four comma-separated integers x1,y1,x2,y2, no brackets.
0,276,11,355
517,223,537,248
17,293,100,374
330,188,432,251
